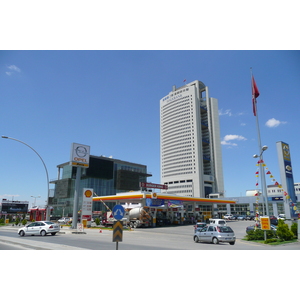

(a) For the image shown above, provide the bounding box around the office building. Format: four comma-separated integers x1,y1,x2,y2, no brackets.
50,155,151,218
160,80,224,198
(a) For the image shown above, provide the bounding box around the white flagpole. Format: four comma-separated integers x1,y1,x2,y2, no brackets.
251,68,269,216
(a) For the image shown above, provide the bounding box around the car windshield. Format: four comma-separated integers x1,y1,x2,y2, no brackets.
44,221,54,225
218,226,233,233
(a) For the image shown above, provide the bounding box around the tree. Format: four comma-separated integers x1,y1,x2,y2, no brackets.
276,219,294,241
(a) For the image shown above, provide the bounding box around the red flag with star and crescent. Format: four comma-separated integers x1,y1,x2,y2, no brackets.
252,76,260,116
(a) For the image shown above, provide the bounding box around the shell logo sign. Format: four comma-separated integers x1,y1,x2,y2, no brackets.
84,189,93,198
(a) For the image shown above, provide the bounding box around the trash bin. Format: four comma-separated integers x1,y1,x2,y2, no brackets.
5,219,9,224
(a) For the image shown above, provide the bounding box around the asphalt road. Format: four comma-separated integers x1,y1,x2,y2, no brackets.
0,220,299,250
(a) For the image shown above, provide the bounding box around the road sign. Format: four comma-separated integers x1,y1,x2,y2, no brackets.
112,204,125,220
113,221,123,242
260,216,271,230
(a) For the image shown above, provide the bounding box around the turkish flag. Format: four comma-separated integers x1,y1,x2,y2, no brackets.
252,76,260,116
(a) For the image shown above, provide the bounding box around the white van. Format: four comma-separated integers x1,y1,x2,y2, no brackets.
209,218,227,226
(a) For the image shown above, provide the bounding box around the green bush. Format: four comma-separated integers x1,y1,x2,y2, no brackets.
21,219,27,226
0,218,4,224
291,222,298,237
246,229,276,240
95,218,101,226
276,219,294,241
15,217,20,226
264,238,278,244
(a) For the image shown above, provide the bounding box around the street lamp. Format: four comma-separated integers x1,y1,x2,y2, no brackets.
31,195,41,207
253,145,269,216
2,136,50,220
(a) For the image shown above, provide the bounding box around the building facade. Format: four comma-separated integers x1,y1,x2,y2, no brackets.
50,155,151,218
160,80,224,198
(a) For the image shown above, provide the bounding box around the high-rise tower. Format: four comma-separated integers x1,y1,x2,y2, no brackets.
160,80,224,198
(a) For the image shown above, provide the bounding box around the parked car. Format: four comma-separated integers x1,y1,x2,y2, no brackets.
57,217,71,224
246,224,277,234
209,218,227,226
194,222,206,232
229,215,238,220
269,216,278,225
18,221,60,236
237,215,246,220
245,215,255,220
194,225,235,245
278,214,286,220
223,214,233,220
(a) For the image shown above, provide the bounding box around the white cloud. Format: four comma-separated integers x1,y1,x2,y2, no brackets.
221,134,247,146
265,118,287,128
219,109,232,116
6,65,21,75
0,194,20,199
8,65,21,72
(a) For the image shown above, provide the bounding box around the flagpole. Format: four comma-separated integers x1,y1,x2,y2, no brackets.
251,68,269,216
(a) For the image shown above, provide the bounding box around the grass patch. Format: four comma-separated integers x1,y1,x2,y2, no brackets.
243,238,298,245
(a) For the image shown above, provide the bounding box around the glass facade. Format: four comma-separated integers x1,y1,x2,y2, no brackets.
50,156,150,218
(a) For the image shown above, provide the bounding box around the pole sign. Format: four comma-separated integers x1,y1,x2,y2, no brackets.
70,143,90,168
81,188,93,222
276,141,299,219
260,216,271,230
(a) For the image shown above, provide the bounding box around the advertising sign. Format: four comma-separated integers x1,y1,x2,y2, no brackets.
140,182,168,190
260,216,271,230
81,188,93,222
276,141,298,219
1,201,29,214
70,143,90,168
146,198,165,207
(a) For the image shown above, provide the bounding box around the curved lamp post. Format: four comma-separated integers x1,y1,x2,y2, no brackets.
253,145,269,216
2,136,50,220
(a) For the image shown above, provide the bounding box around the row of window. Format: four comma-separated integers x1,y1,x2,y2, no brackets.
164,179,193,185
163,160,195,169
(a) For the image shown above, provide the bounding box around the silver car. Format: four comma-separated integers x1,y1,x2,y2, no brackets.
18,221,60,236
194,225,236,245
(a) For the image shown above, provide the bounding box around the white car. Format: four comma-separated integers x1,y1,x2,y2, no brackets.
223,214,233,220
57,217,71,224
278,214,285,220
18,221,60,237
209,218,227,226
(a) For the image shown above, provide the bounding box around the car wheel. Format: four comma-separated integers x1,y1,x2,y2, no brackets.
194,236,199,243
212,237,219,244
19,230,25,237
40,230,47,236
229,241,235,245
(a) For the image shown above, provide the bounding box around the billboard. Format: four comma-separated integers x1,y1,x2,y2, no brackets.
1,201,29,214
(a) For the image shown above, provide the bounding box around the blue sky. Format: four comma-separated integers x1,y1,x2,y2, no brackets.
1,50,299,206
